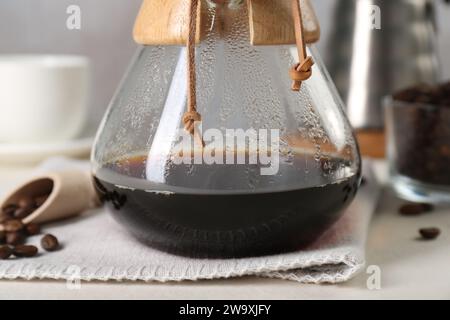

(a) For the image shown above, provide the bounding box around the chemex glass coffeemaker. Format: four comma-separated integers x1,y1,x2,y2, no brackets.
92,0,361,258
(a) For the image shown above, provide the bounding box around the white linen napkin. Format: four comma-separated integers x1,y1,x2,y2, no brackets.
0,157,380,284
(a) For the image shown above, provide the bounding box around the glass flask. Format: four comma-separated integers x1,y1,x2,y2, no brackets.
92,0,361,258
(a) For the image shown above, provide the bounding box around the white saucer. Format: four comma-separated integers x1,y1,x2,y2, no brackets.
0,135,94,165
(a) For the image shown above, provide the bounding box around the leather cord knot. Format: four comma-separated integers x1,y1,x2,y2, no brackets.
290,56,314,91
184,0,205,147
290,0,314,92
183,110,202,135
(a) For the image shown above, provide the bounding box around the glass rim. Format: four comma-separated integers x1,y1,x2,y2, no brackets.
382,95,449,112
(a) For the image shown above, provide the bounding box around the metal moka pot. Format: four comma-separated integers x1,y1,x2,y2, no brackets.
325,0,443,130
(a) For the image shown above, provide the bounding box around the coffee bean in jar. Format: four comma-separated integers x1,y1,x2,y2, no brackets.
386,81,450,202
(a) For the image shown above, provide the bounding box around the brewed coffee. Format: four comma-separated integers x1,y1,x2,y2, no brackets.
93,152,360,258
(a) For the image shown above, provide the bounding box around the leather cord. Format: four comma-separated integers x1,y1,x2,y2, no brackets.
290,0,314,91
183,0,314,144
184,0,205,146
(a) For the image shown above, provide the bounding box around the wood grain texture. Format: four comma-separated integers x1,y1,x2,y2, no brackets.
133,0,320,46
133,0,204,45
285,134,355,161
248,0,320,45
356,130,386,159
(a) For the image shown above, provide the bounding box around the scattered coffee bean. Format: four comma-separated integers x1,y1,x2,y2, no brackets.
0,190,62,259
1,204,18,217
399,203,424,216
18,196,35,210
1,193,58,258
419,227,441,240
1,195,50,229
399,203,434,216
0,231,6,244
13,206,34,219
0,245,13,260
34,195,48,208
0,214,10,224
25,223,41,236
3,219,24,233
6,232,25,245
13,245,38,258
420,203,435,213
41,234,59,252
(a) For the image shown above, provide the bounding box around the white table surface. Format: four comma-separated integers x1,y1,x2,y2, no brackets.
0,160,449,300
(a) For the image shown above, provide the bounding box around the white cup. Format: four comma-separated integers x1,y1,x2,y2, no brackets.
0,55,90,143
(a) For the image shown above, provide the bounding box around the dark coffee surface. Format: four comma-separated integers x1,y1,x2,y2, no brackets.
94,154,360,258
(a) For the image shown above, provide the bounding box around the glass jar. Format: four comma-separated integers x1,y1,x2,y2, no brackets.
385,96,450,203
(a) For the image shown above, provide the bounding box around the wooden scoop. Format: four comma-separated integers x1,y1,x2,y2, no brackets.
0,170,100,230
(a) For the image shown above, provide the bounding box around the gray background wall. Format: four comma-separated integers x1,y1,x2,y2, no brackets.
1,0,449,126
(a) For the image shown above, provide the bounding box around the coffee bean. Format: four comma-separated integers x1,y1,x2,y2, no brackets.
420,203,435,213
419,227,441,240
1,204,18,217
399,203,435,216
25,223,41,236
3,219,24,233
34,195,48,208
0,245,13,260
0,231,6,244
13,206,34,219
6,232,25,245
13,245,38,258
41,234,59,252
0,214,11,224
18,196,35,210
399,203,427,216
